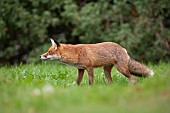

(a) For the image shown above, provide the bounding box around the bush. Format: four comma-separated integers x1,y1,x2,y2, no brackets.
0,0,169,64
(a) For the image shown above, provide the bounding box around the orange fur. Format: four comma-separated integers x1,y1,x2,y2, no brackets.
40,39,154,85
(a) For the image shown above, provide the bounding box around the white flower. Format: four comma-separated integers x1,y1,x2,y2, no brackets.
33,88,41,96
42,84,54,94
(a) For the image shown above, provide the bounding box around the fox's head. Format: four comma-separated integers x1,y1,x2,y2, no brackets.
40,38,61,60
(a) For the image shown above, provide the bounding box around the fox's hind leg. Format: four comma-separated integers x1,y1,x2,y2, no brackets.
77,69,85,85
103,65,113,84
116,64,136,84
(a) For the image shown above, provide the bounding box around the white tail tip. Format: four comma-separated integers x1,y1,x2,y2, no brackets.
149,69,154,77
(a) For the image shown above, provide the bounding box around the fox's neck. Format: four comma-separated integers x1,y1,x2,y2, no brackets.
59,45,79,65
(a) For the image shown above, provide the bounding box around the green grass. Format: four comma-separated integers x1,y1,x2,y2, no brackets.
0,62,170,113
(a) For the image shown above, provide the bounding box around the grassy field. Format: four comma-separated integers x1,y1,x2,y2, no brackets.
0,61,170,113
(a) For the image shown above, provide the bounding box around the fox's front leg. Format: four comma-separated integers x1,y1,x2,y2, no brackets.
77,69,85,85
103,65,113,84
86,67,94,85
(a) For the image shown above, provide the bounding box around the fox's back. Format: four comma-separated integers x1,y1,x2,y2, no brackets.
76,42,130,67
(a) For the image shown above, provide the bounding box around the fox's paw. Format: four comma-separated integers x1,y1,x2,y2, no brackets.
130,78,137,84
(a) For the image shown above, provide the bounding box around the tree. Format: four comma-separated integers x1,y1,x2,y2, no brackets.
0,0,169,64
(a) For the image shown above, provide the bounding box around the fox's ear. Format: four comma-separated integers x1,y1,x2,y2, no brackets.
50,38,60,50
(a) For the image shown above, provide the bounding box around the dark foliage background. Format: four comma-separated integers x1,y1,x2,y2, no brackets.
0,0,170,64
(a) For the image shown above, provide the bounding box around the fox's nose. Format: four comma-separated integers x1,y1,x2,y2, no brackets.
40,55,47,60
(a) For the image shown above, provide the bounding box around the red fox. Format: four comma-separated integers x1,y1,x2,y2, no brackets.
40,38,154,85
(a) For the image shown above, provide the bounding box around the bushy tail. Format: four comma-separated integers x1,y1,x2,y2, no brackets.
128,58,154,77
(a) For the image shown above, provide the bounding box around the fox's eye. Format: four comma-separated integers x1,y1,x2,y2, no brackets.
48,51,51,54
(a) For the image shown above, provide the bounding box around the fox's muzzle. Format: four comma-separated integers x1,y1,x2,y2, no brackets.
40,55,48,60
